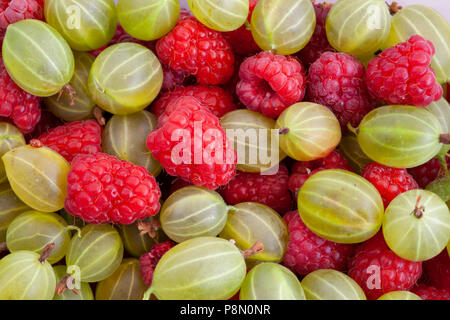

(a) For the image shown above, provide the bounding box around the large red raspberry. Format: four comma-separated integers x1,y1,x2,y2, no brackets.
146,96,237,190
365,34,442,107
151,85,236,118
283,210,355,275
139,241,174,287
220,164,293,214
0,0,44,30
24,109,63,142
222,0,259,56
423,250,450,290
362,162,419,208
236,52,306,119
65,153,161,225
156,17,234,85
38,120,102,163
408,158,446,188
412,285,450,300
348,232,422,300
0,58,41,133
307,51,374,129
297,2,334,67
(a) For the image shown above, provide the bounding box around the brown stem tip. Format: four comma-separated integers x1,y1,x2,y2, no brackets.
439,133,450,144
137,220,161,239
39,243,55,263
242,241,264,258
387,1,402,15
279,127,290,135
57,84,77,106
412,195,425,219
55,275,79,296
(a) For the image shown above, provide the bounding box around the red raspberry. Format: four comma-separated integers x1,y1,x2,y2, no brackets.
156,17,234,85
408,158,446,188
139,241,174,287
65,153,161,225
220,164,293,214
365,34,442,107
146,96,237,190
412,285,450,300
0,58,41,133
24,109,63,142
0,0,44,30
362,162,419,208
38,120,102,163
236,51,306,119
308,51,374,129
222,0,259,56
348,232,423,300
151,85,236,119
297,2,335,67
423,250,450,290
283,210,355,275
161,64,190,92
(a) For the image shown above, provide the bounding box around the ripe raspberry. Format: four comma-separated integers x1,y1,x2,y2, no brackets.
283,210,355,275
365,34,443,106
348,232,422,300
139,241,174,287
236,52,306,119
220,164,293,214
161,64,190,92
0,58,41,133
151,85,236,119
146,96,237,190
423,250,450,290
156,17,234,85
24,109,63,142
308,51,374,129
408,158,446,188
362,162,419,208
0,0,44,31
412,285,450,300
38,120,102,163
297,2,335,67
222,0,259,56
65,153,161,225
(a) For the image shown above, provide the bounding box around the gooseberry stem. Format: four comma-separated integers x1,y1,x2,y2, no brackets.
242,241,264,258
137,220,161,239
39,243,55,263
57,84,76,106
93,107,106,126
439,133,450,144
143,287,153,300
412,195,425,219
347,123,359,136
65,225,82,238
55,274,79,296
387,1,402,15
279,127,290,135
0,242,7,252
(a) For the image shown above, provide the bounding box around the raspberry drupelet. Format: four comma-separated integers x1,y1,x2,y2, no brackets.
412,285,450,300
408,158,446,188
140,241,174,287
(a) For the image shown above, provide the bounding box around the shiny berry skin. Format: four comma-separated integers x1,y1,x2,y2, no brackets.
307,51,374,129
146,96,237,190
412,285,450,300
236,51,306,119
362,162,419,208
348,232,422,300
139,241,174,287
156,17,234,85
423,250,450,290
408,158,446,188
65,153,161,225
220,164,293,214
151,85,236,118
0,0,44,31
38,120,102,162
365,35,443,107
0,58,41,133
283,210,355,275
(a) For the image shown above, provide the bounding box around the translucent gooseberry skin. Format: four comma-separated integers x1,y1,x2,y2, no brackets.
219,202,289,262
338,134,372,174
44,0,117,51
66,224,124,283
88,43,163,115
2,20,75,97
44,52,95,122
0,251,56,300
276,102,342,161
426,175,450,208
383,5,450,83
118,0,180,40
250,0,315,55
188,0,248,32
161,186,229,243
383,189,450,262
425,98,450,157
148,237,246,300
102,110,161,176
0,183,31,242
326,0,391,59
378,291,422,300
221,109,286,173
6,211,71,264
239,263,306,300
2,145,71,212
0,123,26,183
301,269,366,300
53,265,93,300
357,105,445,169
95,258,147,300
298,169,384,244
